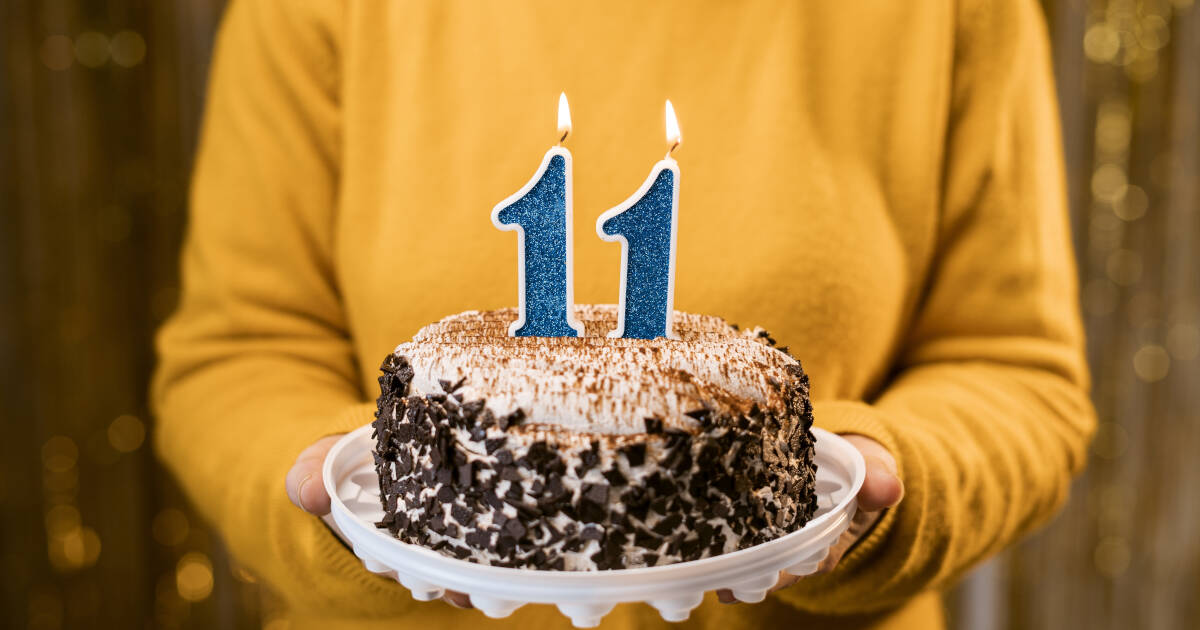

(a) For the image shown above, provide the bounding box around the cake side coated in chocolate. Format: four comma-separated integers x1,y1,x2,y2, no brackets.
371,306,817,571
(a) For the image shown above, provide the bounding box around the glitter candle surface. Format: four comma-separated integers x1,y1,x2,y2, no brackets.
492,149,582,338
489,93,583,338
595,100,682,340
597,165,679,339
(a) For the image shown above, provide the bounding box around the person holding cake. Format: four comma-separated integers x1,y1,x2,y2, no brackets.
153,1,1096,629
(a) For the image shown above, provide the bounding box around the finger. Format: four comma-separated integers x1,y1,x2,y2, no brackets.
840,434,903,513
285,459,330,515
716,588,738,604
285,435,342,515
442,591,473,609
284,462,312,509
857,454,904,512
299,467,331,515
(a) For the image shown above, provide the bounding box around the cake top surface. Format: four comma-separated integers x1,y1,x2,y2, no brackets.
393,304,798,437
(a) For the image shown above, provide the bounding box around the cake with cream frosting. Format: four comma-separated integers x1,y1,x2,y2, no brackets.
371,304,817,570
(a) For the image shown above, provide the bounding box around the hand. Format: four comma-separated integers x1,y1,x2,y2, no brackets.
285,435,476,609
716,433,904,604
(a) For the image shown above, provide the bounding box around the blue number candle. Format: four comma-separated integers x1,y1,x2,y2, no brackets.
596,100,683,340
491,93,584,338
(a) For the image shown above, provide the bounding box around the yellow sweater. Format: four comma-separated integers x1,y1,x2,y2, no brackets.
153,1,1095,628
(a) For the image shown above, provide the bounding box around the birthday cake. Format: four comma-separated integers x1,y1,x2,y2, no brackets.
371,304,818,570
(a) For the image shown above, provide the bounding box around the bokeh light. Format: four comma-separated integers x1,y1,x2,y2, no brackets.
1125,52,1158,82
108,415,146,453
1104,249,1142,286
1093,536,1131,577
1112,185,1148,221
42,437,78,473
110,30,147,67
44,505,81,537
175,552,214,602
155,572,187,629
1094,100,1131,156
48,525,102,572
152,508,190,547
1091,164,1128,203
1084,24,1121,62
1088,483,1129,523
1132,344,1171,382
1166,324,1200,360
74,32,110,68
42,468,79,496
39,35,74,70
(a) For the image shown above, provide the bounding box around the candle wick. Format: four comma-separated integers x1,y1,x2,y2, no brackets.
665,140,680,158
558,129,570,146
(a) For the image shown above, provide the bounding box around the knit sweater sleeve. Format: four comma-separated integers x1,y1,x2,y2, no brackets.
776,0,1096,614
150,0,409,615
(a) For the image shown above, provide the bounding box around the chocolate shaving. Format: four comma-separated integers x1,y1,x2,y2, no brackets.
602,467,627,487
621,443,646,467
498,408,525,430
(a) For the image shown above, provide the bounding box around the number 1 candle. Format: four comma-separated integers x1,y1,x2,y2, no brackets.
596,100,682,340
491,93,584,338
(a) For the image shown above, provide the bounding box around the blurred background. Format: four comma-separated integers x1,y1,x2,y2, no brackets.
2,0,1197,629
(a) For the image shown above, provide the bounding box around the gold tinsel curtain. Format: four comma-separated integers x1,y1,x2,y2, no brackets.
2,1,1197,628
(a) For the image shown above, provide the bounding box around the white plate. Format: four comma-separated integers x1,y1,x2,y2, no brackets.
324,424,864,627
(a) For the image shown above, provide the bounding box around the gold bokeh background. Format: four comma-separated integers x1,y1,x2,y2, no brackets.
2,1,1197,628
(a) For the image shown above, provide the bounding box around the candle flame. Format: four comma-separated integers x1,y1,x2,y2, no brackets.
665,99,682,156
557,92,572,144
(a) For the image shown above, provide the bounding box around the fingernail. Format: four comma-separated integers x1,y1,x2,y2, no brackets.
297,474,314,512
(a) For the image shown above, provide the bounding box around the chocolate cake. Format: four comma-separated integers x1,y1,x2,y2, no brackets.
371,305,817,571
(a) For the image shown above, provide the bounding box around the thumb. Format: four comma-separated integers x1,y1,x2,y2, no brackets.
840,434,904,513
285,435,344,515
